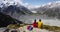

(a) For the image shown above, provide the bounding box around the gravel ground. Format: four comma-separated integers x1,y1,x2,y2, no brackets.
0,27,7,32
17,25,53,32
0,26,58,32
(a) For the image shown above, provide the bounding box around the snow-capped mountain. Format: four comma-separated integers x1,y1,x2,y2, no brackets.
0,0,21,8
41,1,60,8
0,0,32,20
32,1,60,12
32,1,60,19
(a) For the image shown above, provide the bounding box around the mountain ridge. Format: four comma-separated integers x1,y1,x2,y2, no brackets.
32,1,60,19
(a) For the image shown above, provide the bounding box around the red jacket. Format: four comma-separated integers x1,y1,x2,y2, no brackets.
32,21,37,28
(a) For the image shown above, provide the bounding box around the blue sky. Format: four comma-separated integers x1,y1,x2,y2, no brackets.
22,0,60,6
1,0,59,9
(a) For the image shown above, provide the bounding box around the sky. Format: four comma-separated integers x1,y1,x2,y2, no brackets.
0,0,60,9
22,0,60,6
21,0,60,9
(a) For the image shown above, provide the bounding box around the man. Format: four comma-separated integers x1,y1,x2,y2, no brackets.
38,19,43,28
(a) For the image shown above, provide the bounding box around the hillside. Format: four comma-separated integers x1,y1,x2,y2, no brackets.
0,0,32,20
0,12,23,27
32,1,60,19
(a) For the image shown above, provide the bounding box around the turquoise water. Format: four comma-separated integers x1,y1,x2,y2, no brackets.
19,15,60,27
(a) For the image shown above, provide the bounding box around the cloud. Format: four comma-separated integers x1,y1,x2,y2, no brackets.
0,0,22,4
25,5,41,9
23,3,35,9
31,11,37,13
22,2,41,9
13,0,22,4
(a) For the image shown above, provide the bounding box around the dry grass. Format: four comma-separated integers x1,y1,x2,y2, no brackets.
24,24,60,31
7,24,24,29
42,25,60,32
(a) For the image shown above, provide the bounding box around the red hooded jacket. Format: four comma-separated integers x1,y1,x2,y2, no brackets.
32,21,37,28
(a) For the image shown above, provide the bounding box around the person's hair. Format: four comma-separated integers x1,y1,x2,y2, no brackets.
39,19,41,22
34,19,36,22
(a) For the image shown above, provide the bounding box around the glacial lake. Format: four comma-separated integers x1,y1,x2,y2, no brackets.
19,15,60,27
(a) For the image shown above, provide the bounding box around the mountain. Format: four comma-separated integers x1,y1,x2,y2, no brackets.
0,0,32,20
32,1,60,19
0,12,23,27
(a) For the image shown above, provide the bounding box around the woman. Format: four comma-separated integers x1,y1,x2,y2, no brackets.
32,19,37,28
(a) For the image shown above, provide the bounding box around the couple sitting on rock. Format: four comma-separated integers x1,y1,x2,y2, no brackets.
32,19,43,28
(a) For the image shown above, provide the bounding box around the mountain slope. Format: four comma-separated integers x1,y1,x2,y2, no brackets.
0,0,32,20
0,12,23,27
32,1,60,19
